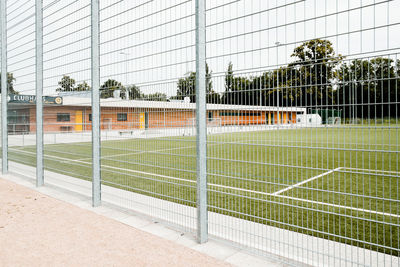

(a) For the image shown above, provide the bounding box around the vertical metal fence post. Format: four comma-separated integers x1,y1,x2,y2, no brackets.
195,0,208,244
91,0,101,207
36,0,43,186
1,0,8,174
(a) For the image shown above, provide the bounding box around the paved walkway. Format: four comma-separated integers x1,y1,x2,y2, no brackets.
0,178,229,267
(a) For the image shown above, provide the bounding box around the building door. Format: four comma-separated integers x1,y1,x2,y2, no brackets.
271,113,274,125
75,110,83,132
145,112,149,129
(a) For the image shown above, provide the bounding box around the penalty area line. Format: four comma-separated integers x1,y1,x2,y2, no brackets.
272,167,342,196
10,150,400,218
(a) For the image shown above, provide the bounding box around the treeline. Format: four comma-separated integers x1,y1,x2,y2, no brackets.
335,57,400,118
174,39,399,118
172,63,221,103
56,76,167,101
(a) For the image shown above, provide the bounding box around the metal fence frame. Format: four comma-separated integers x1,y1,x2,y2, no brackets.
1,0,209,241
1,1,399,266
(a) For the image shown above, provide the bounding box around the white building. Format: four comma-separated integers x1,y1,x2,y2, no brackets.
296,114,322,126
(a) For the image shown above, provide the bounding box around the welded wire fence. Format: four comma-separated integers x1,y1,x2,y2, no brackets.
1,0,399,266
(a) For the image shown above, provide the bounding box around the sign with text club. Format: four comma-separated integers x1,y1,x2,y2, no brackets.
7,94,63,105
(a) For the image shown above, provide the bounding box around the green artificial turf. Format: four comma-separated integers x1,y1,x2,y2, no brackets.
7,126,400,255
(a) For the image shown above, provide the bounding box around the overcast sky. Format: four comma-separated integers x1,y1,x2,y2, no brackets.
5,0,400,97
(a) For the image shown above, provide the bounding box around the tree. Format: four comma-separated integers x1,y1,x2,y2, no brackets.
335,57,400,119
56,76,91,93
397,59,400,77
75,81,91,91
56,75,76,92
221,40,343,107
250,71,271,106
175,63,218,103
262,66,306,107
0,72,18,94
100,79,125,99
289,39,343,107
176,71,196,102
207,91,221,104
225,62,234,93
222,76,252,105
222,62,235,104
222,62,298,106
143,92,168,101
222,63,259,105
126,84,142,100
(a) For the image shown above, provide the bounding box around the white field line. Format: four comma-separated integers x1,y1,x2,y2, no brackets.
341,167,400,175
71,142,222,162
276,195,400,218
11,148,400,218
212,184,400,218
272,167,342,196
70,144,200,162
69,152,135,162
10,148,84,165
11,148,193,183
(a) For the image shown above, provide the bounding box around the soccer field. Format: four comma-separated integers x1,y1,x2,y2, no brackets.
8,126,400,255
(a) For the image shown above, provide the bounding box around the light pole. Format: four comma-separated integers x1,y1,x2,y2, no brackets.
275,42,282,126
119,51,129,99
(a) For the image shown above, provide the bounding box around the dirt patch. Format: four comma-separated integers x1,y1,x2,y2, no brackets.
0,178,230,267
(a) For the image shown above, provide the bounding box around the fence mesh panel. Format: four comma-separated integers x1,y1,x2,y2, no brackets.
97,0,197,231
205,0,399,265
1,0,399,266
7,0,36,174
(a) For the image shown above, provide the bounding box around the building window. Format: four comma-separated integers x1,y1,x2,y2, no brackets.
208,112,213,121
219,111,261,116
117,113,127,121
89,114,92,121
8,110,18,124
219,112,238,116
57,113,70,122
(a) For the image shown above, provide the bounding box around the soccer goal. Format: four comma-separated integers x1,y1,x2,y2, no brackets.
327,116,341,125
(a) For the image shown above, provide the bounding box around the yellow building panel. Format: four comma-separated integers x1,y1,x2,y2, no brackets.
75,110,82,132
139,112,145,129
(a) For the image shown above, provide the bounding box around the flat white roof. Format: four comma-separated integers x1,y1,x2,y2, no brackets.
62,96,306,113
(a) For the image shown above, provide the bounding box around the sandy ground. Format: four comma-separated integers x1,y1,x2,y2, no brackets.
0,178,230,267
